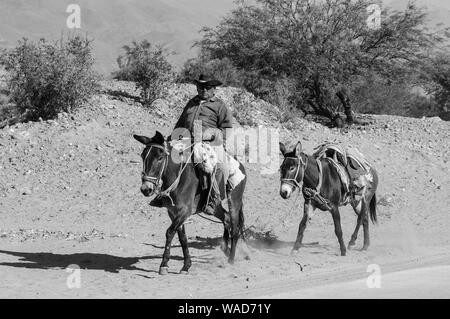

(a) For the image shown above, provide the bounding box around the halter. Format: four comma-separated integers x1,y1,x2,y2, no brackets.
281,152,331,209
280,154,308,189
142,144,169,192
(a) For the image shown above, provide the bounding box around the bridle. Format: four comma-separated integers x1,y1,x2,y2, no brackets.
280,154,308,190
141,141,195,206
141,144,169,192
281,152,330,209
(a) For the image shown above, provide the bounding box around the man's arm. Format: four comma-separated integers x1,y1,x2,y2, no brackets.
216,101,233,146
217,101,233,131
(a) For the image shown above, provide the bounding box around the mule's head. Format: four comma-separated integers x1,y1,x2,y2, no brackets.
279,141,307,199
133,131,167,197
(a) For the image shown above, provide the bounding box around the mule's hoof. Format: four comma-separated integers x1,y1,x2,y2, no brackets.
361,246,369,251
340,251,347,256
290,249,300,256
159,267,169,275
347,242,355,250
179,270,189,275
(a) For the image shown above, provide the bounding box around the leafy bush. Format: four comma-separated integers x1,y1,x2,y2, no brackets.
264,77,302,123
425,54,450,112
0,36,99,121
350,76,440,118
113,40,174,106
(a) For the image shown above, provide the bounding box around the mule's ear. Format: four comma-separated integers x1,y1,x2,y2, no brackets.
279,142,287,156
133,134,151,145
153,131,165,145
294,141,303,157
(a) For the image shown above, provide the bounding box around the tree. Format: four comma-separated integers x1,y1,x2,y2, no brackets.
196,0,449,123
424,53,450,112
0,36,99,121
113,40,174,106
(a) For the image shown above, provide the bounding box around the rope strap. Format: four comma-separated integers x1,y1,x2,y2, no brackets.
155,144,196,206
302,158,332,210
303,187,332,210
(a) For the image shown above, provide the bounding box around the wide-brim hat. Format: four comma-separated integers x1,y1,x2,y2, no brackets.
193,74,223,87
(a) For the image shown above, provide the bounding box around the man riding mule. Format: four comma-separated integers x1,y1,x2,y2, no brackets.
134,131,247,274
279,141,378,256
150,74,238,216
133,75,247,274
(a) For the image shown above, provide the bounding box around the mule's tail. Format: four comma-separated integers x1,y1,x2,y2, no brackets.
369,193,377,225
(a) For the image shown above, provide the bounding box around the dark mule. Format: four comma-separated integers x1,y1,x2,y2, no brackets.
279,141,378,256
134,131,247,275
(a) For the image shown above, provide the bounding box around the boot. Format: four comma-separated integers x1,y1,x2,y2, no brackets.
203,197,220,215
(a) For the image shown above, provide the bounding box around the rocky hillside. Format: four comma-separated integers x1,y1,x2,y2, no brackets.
0,79,449,301
0,80,448,241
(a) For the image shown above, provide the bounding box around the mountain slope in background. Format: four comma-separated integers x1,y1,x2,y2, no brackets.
0,0,449,75
385,0,450,30
0,0,236,74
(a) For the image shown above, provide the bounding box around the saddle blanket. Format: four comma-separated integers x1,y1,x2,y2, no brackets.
193,142,246,189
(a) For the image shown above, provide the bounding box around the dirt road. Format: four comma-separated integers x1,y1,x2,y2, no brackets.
260,265,450,299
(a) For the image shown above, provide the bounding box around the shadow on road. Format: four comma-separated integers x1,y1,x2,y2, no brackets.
0,250,183,273
0,240,218,273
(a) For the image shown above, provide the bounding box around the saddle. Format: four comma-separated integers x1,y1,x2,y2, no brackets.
313,143,373,202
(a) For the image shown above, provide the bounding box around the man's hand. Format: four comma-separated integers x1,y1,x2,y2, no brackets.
202,129,215,141
202,128,223,143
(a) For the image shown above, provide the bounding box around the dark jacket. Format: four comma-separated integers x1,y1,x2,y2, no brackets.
174,95,233,137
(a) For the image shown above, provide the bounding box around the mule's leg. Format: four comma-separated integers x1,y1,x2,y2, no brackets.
218,202,231,257
228,228,239,264
177,224,192,274
348,201,364,249
221,228,230,257
292,200,313,254
159,209,189,275
228,196,239,264
361,206,370,251
159,225,178,275
212,203,230,256
331,207,346,256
